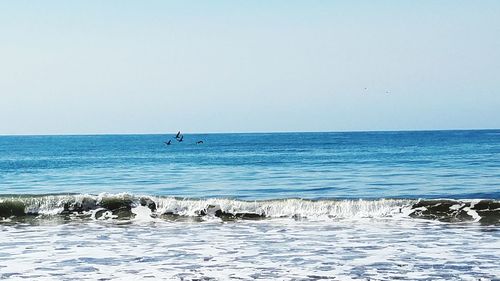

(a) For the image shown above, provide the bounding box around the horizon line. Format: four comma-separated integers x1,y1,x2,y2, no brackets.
0,127,498,137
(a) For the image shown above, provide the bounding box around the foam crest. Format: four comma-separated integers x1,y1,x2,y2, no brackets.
1,194,499,224
153,197,412,219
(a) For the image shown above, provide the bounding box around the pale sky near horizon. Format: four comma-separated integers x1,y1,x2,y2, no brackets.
1,1,499,135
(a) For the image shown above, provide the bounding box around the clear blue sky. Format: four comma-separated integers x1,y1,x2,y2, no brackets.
1,1,499,135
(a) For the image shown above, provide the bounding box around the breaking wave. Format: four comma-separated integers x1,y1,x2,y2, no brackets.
0,193,499,224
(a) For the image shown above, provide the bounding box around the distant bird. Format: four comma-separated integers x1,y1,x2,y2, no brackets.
175,131,181,139
385,90,390,94
164,140,171,145
196,140,204,144
177,135,184,142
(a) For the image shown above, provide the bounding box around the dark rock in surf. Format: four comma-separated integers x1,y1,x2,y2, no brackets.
474,200,500,224
473,200,500,211
196,205,220,217
477,210,500,225
99,197,134,211
215,209,223,217
198,207,264,220
139,197,157,212
206,205,221,217
94,196,135,219
411,199,458,211
193,204,264,220
112,207,134,219
92,208,132,220
62,197,98,214
94,209,107,219
0,201,26,217
233,213,264,219
160,212,180,220
214,211,264,220
409,200,474,222
408,199,500,223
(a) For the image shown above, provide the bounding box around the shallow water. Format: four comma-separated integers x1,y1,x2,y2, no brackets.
1,218,499,281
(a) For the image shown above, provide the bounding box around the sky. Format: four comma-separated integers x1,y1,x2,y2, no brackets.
1,1,499,135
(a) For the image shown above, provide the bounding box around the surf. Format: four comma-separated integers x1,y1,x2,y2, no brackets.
1,193,499,224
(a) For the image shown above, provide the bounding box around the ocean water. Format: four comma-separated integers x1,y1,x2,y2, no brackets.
1,130,499,280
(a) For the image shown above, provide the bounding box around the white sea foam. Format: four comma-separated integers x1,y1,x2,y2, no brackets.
465,199,482,222
1,193,417,220
0,218,498,280
131,205,154,222
153,196,413,219
2,194,500,225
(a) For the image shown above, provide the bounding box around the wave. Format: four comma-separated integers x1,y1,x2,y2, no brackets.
0,193,499,224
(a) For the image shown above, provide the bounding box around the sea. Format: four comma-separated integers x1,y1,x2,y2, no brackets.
0,130,499,280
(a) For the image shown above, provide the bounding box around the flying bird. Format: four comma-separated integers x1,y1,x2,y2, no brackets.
164,140,171,145
175,131,181,139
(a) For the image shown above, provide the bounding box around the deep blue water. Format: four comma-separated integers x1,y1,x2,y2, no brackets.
0,130,499,200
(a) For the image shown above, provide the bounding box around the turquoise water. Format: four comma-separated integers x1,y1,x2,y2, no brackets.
1,130,499,199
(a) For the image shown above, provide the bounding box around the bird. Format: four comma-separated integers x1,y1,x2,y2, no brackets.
177,135,184,142
196,141,204,144
175,131,181,139
164,140,171,145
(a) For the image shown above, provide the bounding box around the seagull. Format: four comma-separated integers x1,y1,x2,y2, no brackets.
164,140,171,145
196,141,204,144
175,131,181,139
